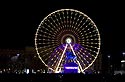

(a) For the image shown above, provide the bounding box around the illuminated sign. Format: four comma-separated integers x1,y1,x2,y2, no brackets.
65,67,78,69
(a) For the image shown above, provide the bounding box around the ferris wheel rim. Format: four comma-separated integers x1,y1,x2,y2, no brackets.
35,9,101,72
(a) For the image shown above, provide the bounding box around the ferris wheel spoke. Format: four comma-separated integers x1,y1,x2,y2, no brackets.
49,51,63,67
69,11,73,29
41,23,57,36
57,11,64,30
55,13,61,27
37,30,56,38
76,50,92,64
39,34,57,40
75,54,86,71
38,47,55,54
81,44,99,50
48,16,60,34
71,12,78,29
78,20,91,34
51,14,59,27
77,17,88,30
80,46,97,56
57,12,65,30
81,46,98,55
45,19,59,35
74,15,83,31
66,10,70,28
80,29,98,37
62,11,67,28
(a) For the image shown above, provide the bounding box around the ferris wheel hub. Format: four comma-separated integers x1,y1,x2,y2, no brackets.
66,38,72,44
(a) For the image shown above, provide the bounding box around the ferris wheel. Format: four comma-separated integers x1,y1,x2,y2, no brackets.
35,9,101,73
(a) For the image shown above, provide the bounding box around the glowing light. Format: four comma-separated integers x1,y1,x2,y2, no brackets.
17,54,20,56
108,55,111,58
65,67,78,69
123,52,125,56
66,38,72,44
121,60,125,63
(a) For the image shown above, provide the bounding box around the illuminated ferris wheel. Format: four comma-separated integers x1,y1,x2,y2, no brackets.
35,9,101,73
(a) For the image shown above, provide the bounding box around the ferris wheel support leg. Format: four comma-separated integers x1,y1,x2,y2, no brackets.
55,44,68,73
69,44,83,73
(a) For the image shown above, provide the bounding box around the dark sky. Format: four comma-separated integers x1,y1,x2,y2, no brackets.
0,1,125,68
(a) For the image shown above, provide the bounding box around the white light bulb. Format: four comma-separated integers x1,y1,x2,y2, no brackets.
66,38,72,44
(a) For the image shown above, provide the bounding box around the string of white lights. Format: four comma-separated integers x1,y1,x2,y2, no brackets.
35,9,101,73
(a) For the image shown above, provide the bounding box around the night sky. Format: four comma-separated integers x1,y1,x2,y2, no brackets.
0,1,125,69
